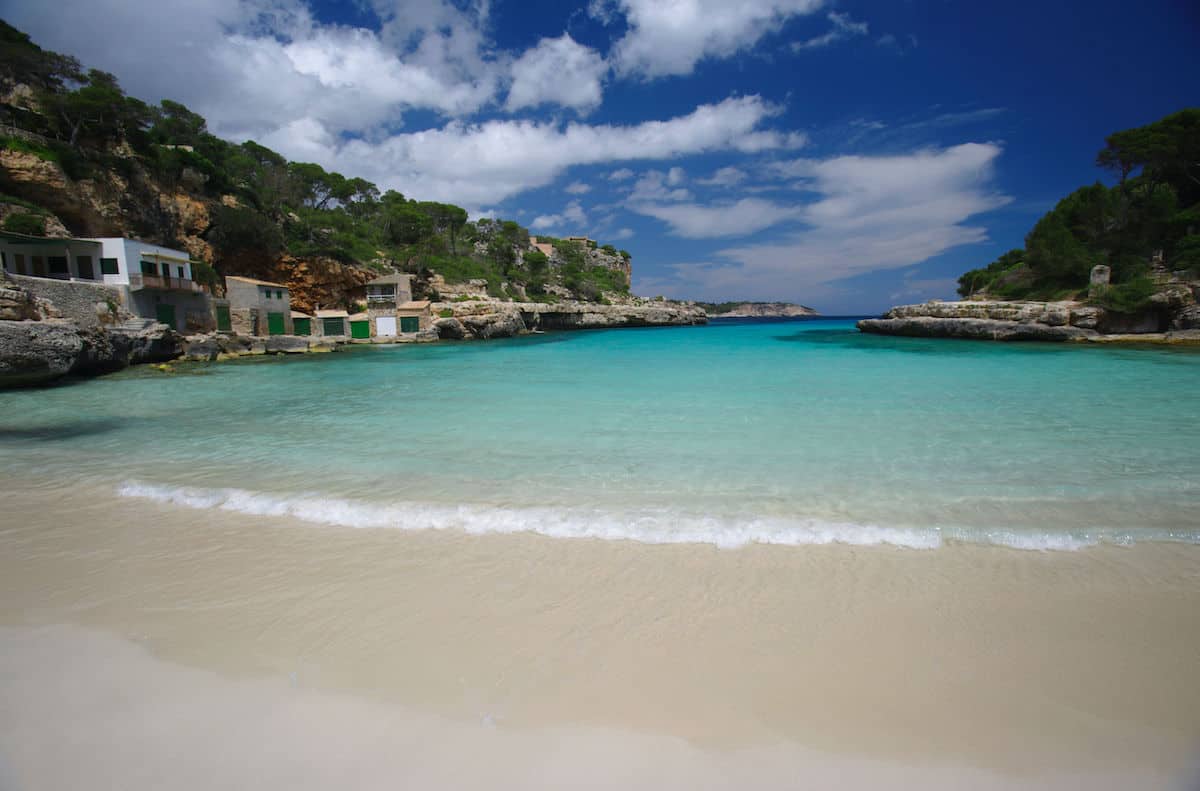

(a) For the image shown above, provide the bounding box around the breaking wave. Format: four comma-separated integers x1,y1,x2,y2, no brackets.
116,480,1193,552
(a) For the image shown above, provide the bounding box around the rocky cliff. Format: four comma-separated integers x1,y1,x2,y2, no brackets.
432,297,706,340
858,292,1200,344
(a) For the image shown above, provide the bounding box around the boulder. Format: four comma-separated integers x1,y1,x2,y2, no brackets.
182,334,221,361
432,317,466,339
460,311,526,339
0,321,86,386
266,335,309,354
856,316,1097,342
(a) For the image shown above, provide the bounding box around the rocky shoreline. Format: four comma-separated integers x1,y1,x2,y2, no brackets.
857,296,1200,344
0,276,707,387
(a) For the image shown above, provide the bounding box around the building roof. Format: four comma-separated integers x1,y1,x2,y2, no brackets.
315,309,349,318
366,272,413,285
290,310,313,318
397,301,431,310
0,230,99,246
348,312,369,321
226,275,288,288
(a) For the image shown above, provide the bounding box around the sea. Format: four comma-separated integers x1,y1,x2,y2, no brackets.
3,317,1198,551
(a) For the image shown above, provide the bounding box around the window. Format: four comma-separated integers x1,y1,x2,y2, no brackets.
77,255,94,280
1,252,6,272
141,260,157,276
32,256,45,276
48,256,69,275
177,265,185,280
100,257,119,275
14,254,25,275
276,290,283,299
263,289,271,299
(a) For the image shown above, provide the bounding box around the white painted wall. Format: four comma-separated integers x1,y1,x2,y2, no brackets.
0,237,103,280
94,238,192,285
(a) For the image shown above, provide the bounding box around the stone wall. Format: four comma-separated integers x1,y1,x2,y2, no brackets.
9,274,126,328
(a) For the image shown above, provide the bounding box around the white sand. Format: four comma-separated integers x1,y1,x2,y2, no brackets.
1,483,1198,789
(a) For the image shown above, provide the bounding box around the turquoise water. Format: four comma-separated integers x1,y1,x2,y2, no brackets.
3,318,1199,549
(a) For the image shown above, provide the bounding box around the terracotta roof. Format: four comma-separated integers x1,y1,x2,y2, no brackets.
397,301,431,310
227,275,288,288
315,309,348,318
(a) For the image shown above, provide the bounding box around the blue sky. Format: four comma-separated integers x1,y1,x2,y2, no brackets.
3,0,1197,313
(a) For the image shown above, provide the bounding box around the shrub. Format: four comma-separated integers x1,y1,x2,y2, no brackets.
1091,277,1157,314
3,212,45,235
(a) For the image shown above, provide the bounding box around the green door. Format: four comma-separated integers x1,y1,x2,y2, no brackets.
350,320,370,339
155,303,176,328
293,317,311,336
400,316,420,333
322,317,345,336
216,305,232,332
267,312,286,335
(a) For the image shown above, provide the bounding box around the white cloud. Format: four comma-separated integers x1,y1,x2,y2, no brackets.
2,0,503,143
304,95,798,206
792,11,868,51
505,34,607,114
597,0,825,78
640,143,1010,303
612,227,635,240
564,181,593,195
697,166,748,187
531,200,588,231
608,168,636,181
630,198,801,237
627,169,693,202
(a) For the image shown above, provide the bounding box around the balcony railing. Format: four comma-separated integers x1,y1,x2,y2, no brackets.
367,292,397,302
128,272,206,293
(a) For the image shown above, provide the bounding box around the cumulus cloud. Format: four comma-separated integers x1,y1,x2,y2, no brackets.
505,34,607,114
564,181,593,195
640,143,1010,303
791,11,868,51
296,95,800,206
608,168,636,181
531,200,588,231
595,0,825,78
612,227,635,240
1,0,502,142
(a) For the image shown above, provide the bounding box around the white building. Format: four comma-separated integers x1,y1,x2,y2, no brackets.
0,231,213,332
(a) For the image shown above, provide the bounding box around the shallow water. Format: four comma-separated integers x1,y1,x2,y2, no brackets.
2,318,1198,549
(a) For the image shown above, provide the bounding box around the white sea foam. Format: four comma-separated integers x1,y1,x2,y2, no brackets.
115,481,1188,552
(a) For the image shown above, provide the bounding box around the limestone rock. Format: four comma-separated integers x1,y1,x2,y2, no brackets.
0,321,85,386
182,334,221,361
460,311,526,339
266,335,309,354
433,317,466,339
857,316,1097,342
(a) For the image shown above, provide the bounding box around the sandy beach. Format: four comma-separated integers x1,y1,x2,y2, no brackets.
2,481,1198,789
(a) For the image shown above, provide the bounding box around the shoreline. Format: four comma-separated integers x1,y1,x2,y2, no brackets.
2,481,1198,788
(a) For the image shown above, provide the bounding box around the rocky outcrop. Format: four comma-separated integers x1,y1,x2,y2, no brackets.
432,298,707,340
705,302,819,318
858,297,1200,344
0,319,182,387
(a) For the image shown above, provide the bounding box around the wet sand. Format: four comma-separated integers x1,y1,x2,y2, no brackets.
1,481,1199,789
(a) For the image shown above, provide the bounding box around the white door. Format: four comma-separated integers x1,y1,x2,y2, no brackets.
376,316,397,337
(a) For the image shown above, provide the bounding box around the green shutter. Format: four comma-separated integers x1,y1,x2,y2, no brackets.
400,316,420,333
350,320,370,339
322,317,344,336
267,312,286,335
216,306,232,332
293,317,311,336
155,303,176,328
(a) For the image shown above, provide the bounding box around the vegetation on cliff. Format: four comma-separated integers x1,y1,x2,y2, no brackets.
0,21,629,304
957,109,1199,311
